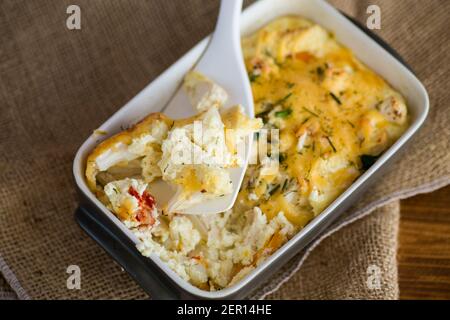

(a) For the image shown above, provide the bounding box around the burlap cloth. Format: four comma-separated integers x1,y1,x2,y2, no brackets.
0,0,448,300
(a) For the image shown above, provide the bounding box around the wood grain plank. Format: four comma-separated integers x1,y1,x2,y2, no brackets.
399,185,450,299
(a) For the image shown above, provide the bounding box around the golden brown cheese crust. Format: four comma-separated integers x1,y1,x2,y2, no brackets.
239,16,409,223
85,112,173,192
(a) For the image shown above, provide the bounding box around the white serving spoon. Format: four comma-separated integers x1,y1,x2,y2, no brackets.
149,0,254,215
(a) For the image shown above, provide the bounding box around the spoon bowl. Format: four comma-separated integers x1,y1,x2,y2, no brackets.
159,0,254,215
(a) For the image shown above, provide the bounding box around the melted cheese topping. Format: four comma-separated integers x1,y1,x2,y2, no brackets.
238,16,408,222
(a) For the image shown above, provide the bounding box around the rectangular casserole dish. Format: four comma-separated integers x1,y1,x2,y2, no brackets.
73,0,429,299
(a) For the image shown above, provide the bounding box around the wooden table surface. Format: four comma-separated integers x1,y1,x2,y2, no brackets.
399,185,450,299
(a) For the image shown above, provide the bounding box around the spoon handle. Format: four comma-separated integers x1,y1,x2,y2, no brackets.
212,0,243,50
196,0,243,72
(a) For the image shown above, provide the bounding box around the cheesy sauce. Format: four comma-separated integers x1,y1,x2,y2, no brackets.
237,16,408,224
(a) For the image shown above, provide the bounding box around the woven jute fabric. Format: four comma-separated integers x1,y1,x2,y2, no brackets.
0,0,448,300
265,201,400,300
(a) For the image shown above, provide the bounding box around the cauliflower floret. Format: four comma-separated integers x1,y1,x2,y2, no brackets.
232,207,275,265
159,107,232,180
104,178,158,227
357,95,408,157
243,17,334,62
270,212,295,238
128,120,170,155
196,166,233,196
222,105,263,165
94,143,138,172
135,229,190,281
278,24,333,59
150,218,170,243
207,258,234,288
308,154,359,214
296,131,308,152
357,109,390,156
321,64,353,96
159,107,235,212
141,146,162,183
187,263,208,287
184,71,228,112
85,113,172,191
134,226,207,286
168,216,201,255
204,210,238,249
376,94,408,125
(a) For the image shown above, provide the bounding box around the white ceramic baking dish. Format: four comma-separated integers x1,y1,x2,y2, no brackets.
73,0,429,299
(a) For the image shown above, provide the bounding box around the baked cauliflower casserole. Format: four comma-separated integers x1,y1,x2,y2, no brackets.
85,17,409,290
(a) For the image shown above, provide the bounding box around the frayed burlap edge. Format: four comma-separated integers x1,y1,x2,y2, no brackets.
0,255,30,300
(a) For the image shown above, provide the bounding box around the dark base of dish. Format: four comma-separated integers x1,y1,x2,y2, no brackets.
75,205,186,299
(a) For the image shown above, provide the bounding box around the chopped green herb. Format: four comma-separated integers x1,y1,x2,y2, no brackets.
256,109,271,118
302,107,319,117
264,49,283,67
286,82,295,89
316,66,325,79
274,92,293,106
255,102,274,123
269,184,280,196
279,153,287,163
256,94,293,121
360,154,379,170
359,137,365,148
275,108,292,118
281,179,288,192
329,92,342,105
326,136,337,152
264,49,273,57
248,71,260,83
346,120,355,128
